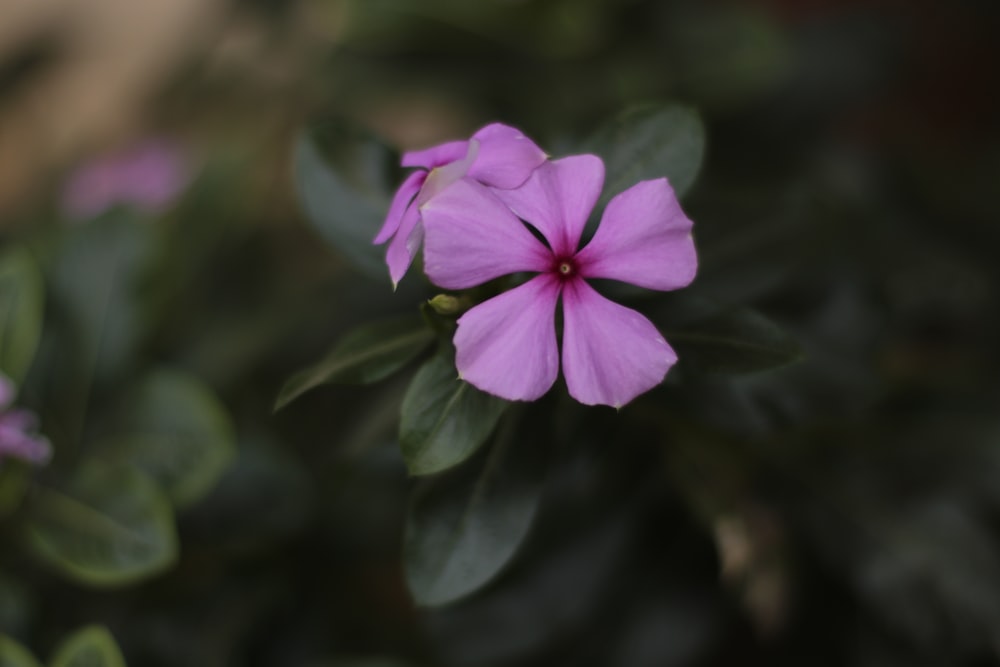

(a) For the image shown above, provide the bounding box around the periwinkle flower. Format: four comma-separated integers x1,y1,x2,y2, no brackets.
421,155,697,408
0,374,51,466
373,123,547,287
61,138,190,221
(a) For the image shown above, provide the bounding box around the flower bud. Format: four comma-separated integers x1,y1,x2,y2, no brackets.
427,294,462,315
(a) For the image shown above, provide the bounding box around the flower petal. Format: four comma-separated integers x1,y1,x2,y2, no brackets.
493,155,604,256
575,178,697,291
374,170,425,245
401,140,469,169
455,274,561,401
385,201,422,287
0,423,51,465
422,179,551,289
466,123,548,190
416,140,479,205
561,279,676,408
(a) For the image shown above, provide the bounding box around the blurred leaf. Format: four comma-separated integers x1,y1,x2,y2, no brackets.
276,315,433,411
0,635,41,667
48,212,153,384
667,308,802,374
400,353,508,476
23,464,177,587
585,104,706,209
0,462,30,519
0,573,32,638
0,247,44,385
183,436,312,550
103,370,236,508
295,123,395,281
48,626,125,667
404,411,544,606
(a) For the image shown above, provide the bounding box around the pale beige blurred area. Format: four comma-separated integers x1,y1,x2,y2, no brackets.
0,0,485,219
0,0,233,217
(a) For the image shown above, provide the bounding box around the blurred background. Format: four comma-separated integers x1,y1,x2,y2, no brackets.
1,0,1000,665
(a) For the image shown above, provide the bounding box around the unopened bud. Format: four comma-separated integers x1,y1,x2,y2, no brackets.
427,294,461,315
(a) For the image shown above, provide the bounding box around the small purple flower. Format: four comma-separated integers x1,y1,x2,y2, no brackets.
421,155,697,408
373,123,547,287
61,139,190,221
0,375,50,466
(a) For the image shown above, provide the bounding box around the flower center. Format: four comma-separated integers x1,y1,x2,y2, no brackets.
554,257,577,279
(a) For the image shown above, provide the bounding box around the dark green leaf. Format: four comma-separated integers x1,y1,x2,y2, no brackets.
0,462,30,519
585,104,706,208
276,315,433,411
294,124,396,280
48,626,126,667
404,412,544,606
399,354,508,476
102,370,236,508
0,572,32,639
0,635,41,667
23,464,177,587
667,308,802,374
48,212,154,384
0,247,44,384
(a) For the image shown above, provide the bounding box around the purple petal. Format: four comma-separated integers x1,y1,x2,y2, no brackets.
385,202,423,287
421,179,551,289
416,141,479,205
466,123,548,190
575,178,697,291
561,278,676,408
0,408,37,432
455,274,561,401
493,155,604,257
374,170,426,245
0,424,51,465
402,140,470,169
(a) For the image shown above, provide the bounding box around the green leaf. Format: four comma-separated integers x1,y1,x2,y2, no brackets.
0,572,32,639
294,123,396,280
103,370,236,508
404,412,545,606
0,635,41,667
276,315,433,411
399,353,508,476
667,308,802,375
0,462,31,519
48,626,125,667
48,212,154,384
584,104,706,208
0,247,44,384
23,464,177,587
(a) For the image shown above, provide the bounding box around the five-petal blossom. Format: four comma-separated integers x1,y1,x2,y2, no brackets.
420,155,697,408
373,123,547,287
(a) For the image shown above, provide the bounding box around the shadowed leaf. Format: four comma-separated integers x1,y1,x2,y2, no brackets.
276,315,433,411
23,464,177,587
48,626,126,667
400,353,508,476
404,410,545,606
668,308,802,374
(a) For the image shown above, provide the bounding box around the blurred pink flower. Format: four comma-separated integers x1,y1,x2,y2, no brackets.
0,374,50,466
421,155,697,408
60,138,190,220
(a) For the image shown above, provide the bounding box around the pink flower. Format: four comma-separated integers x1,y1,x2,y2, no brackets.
0,374,51,466
373,123,547,287
61,138,190,221
420,155,697,407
